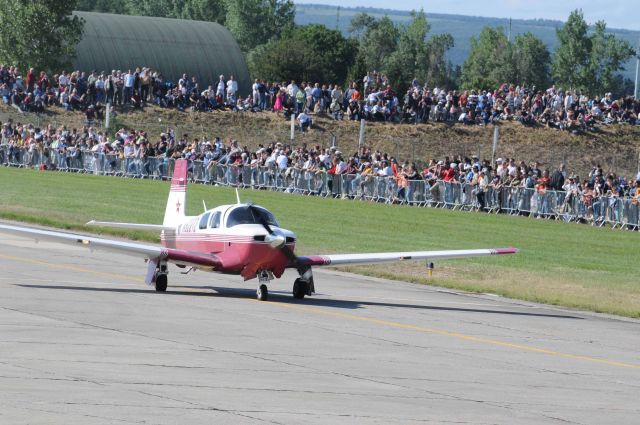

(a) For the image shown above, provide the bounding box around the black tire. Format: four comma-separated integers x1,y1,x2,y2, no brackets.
257,284,268,301
155,274,168,292
292,279,306,299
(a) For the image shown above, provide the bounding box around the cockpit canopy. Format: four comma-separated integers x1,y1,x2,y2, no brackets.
227,205,279,228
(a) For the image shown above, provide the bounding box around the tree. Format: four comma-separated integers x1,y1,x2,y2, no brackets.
551,10,591,91
178,0,225,23
552,9,633,95
348,12,375,39
247,24,356,84
460,26,510,90
357,16,399,73
423,33,455,88
585,21,635,95
512,32,551,89
0,0,84,73
384,10,430,90
76,0,130,14
224,0,295,52
127,0,225,23
126,0,174,17
349,10,454,92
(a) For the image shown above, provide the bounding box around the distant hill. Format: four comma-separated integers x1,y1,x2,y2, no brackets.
295,3,639,82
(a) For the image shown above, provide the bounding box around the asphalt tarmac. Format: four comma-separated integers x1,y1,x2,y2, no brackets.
0,232,638,425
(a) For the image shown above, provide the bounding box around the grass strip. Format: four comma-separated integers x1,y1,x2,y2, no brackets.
0,167,637,318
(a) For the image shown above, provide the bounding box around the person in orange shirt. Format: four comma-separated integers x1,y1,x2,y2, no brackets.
351,86,361,102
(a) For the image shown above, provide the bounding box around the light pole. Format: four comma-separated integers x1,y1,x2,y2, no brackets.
635,53,639,99
635,38,640,99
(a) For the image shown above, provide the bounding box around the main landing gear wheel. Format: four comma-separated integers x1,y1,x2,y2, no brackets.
257,284,268,301
155,274,168,292
292,278,307,299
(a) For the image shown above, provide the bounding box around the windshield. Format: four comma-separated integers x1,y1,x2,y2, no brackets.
226,206,279,228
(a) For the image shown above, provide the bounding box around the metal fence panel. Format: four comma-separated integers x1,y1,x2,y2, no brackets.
2,143,638,232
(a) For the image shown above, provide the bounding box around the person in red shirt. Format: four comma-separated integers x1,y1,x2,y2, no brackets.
443,164,457,182
351,87,361,102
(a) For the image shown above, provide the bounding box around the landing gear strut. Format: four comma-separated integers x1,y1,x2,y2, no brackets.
293,267,314,299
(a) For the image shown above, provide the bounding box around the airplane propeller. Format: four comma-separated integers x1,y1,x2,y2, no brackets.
248,205,298,265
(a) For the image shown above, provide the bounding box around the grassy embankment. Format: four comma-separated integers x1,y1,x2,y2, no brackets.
0,167,638,318
2,104,640,178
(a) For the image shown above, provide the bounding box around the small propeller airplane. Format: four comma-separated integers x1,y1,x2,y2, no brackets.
0,159,517,301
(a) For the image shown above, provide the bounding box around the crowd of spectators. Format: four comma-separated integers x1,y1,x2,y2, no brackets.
2,119,639,216
2,64,639,133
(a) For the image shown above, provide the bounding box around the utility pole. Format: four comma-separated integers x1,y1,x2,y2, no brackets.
635,38,639,98
508,18,512,42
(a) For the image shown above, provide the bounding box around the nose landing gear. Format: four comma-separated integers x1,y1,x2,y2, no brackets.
256,270,273,301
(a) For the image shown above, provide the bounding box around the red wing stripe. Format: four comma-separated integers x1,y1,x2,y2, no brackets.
495,247,518,255
165,249,221,268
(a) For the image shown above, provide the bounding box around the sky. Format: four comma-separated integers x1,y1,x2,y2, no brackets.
293,0,639,31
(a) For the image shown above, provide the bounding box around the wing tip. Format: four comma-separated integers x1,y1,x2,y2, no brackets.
495,247,518,255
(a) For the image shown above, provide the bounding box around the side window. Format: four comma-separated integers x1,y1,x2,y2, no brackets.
209,212,221,229
198,212,211,230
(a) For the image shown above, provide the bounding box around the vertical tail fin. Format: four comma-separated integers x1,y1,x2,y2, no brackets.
164,159,188,227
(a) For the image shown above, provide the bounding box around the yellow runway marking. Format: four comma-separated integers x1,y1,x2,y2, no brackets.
268,302,640,370
0,254,143,284
2,252,639,370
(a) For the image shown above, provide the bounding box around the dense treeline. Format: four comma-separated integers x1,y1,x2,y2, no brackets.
0,1,636,96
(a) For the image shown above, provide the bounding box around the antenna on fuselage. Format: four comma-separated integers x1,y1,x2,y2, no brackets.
235,188,241,205
202,200,208,212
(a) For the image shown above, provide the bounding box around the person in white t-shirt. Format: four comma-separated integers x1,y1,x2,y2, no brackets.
216,75,225,97
123,70,135,104
297,112,312,131
276,150,288,170
287,80,298,99
252,79,260,106
58,72,69,88
226,75,238,105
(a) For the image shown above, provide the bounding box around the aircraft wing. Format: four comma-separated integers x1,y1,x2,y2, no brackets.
86,220,171,232
0,223,221,269
295,248,518,267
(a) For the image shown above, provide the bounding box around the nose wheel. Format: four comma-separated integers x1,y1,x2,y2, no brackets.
256,270,273,301
257,284,268,301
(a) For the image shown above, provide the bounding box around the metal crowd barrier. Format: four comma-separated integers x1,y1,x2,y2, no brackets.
1,144,638,231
